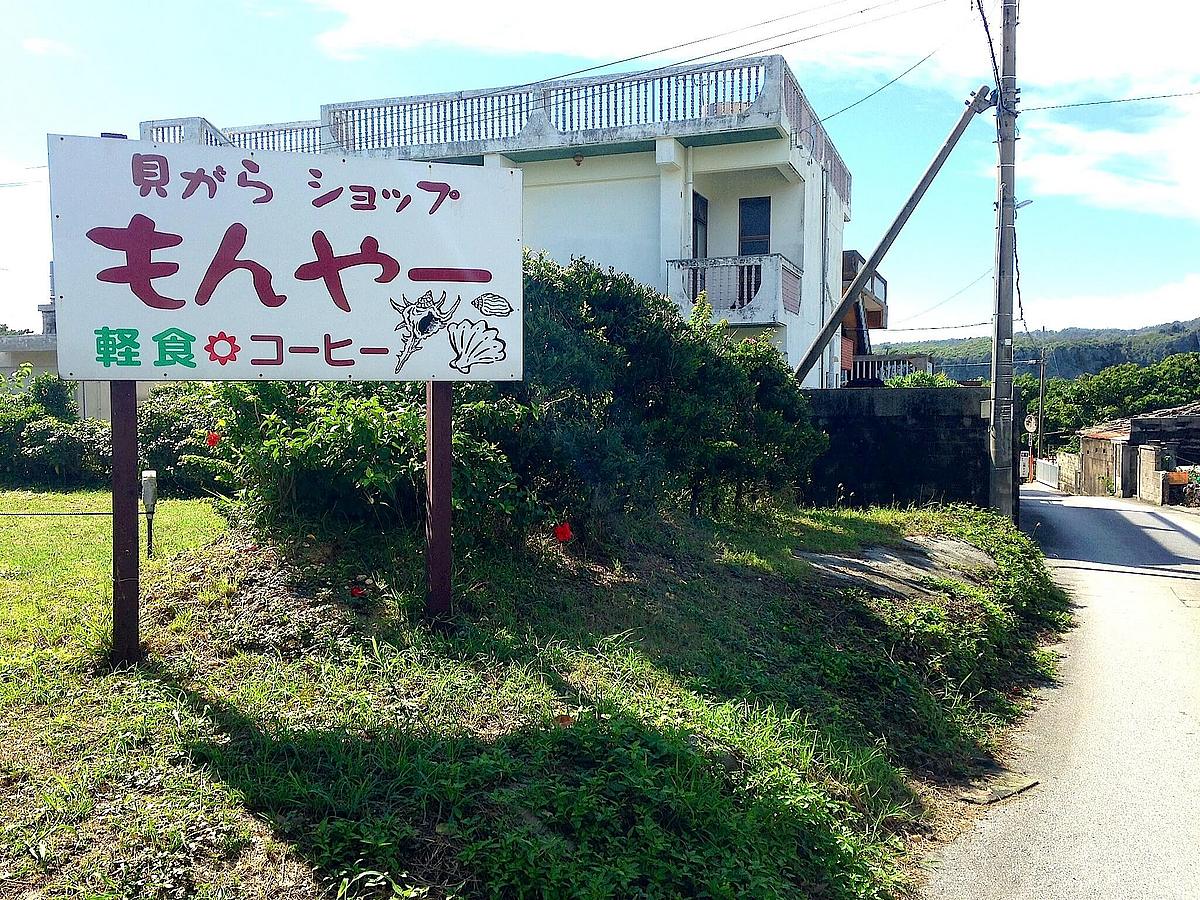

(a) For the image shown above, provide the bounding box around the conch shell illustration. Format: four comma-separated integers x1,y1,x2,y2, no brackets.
390,290,462,374
448,319,507,373
470,292,514,317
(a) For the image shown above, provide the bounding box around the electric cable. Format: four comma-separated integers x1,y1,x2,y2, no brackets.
891,267,992,325
302,0,955,153
1023,88,1200,112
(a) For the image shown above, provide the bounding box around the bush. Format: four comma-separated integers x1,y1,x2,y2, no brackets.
218,254,828,541
220,382,528,540
139,382,233,495
18,417,111,484
885,370,959,388
0,403,42,476
27,372,78,421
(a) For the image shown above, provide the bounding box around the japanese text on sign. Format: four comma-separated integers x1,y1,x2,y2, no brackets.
47,135,523,381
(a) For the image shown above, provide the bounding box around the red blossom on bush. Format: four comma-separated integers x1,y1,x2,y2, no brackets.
349,585,366,598
206,431,221,447
554,522,573,543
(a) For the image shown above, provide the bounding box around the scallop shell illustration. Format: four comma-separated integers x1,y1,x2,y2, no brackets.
448,318,507,373
471,292,514,317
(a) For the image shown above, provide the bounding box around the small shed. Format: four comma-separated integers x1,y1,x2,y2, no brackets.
1078,400,1200,501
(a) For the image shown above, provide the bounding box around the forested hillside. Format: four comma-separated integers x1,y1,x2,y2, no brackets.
1015,353,1200,449
881,318,1200,380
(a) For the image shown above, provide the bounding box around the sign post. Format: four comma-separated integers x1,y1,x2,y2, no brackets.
425,381,453,623
48,135,522,644
110,380,140,664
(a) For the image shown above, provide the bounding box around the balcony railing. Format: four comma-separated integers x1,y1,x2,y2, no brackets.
850,354,933,382
324,59,769,151
667,255,802,325
138,55,852,210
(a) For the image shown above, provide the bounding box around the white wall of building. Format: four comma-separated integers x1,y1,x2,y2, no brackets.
691,167,803,265
520,153,662,290
498,137,849,386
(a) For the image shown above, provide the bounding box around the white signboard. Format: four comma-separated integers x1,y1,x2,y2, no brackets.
47,135,522,381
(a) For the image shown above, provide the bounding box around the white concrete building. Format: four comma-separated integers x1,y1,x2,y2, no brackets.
141,55,857,385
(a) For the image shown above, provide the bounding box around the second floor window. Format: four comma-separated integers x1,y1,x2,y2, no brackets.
739,197,771,256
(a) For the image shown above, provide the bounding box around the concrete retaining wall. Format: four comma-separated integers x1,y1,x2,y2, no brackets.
803,387,995,507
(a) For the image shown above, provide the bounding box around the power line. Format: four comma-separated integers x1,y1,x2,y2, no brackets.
537,0,874,82
891,267,992,325
810,49,938,126
1024,88,1200,112
936,359,1042,368
884,320,991,332
306,0,954,154
974,0,1008,115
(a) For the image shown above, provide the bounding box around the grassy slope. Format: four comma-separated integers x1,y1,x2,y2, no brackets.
0,492,1067,899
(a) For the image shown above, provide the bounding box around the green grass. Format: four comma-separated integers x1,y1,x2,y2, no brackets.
0,491,1068,899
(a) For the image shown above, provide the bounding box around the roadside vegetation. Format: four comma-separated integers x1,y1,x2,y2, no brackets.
1015,352,1200,452
0,254,1069,897
0,490,1066,898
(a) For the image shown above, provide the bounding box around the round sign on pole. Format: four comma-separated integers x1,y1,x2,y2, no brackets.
1024,414,1039,434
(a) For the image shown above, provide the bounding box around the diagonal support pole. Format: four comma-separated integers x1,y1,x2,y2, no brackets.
793,85,994,385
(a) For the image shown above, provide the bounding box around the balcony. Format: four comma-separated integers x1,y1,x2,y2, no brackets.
849,353,933,383
139,55,850,210
667,255,802,326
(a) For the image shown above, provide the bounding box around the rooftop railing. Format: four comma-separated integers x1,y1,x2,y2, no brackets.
138,55,851,209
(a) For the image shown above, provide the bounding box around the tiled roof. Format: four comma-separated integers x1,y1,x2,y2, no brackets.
1080,400,1200,440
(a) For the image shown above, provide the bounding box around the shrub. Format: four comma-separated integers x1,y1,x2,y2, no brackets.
139,382,233,495
27,372,78,421
885,370,959,388
218,254,827,541
219,382,528,541
18,417,111,484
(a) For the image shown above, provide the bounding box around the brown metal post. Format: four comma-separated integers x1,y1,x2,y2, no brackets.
425,380,452,622
110,380,140,664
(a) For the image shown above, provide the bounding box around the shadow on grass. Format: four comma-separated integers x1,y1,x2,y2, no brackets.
142,662,883,899
131,505,1065,896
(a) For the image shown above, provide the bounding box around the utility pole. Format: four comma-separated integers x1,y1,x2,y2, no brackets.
988,0,1019,519
1036,328,1046,461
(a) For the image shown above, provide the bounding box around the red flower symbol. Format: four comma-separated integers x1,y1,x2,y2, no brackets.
349,585,366,598
206,431,220,447
205,331,240,365
554,522,573,543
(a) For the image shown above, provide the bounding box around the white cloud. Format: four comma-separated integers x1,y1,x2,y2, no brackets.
21,37,75,57
1031,273,1200,332
0,161,51,332
1020,106,1200,222
308,0,1200,223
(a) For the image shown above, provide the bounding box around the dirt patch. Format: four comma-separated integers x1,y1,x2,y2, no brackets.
143,534,358,663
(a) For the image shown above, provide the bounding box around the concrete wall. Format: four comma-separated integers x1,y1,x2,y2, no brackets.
803,387,991,507
1081,436,1118,496
1130,417,1200,465
521,152,663,290
1056,451,1082,494
1,343,147,421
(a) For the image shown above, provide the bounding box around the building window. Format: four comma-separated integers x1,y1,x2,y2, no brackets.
692,192,709,260
738,197,771,256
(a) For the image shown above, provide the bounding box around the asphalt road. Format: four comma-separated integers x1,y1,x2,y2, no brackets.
923,484,1200,900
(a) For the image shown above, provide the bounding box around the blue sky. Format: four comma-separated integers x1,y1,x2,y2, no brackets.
2,0,1198,340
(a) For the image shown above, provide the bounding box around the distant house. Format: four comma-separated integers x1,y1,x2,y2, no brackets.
1075,401,1200,503
0,288,149,420
837,250,890,383
140,55,854,385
